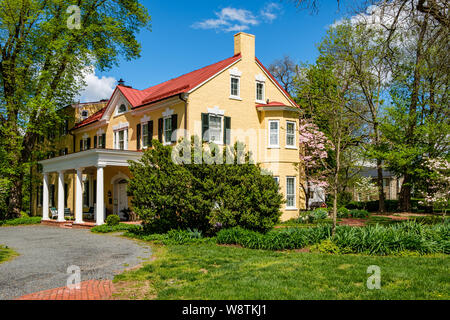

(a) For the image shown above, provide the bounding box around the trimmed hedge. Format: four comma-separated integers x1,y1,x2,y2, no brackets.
91,223,142,233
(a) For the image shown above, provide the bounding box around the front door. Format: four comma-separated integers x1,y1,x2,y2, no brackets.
115,179,128,219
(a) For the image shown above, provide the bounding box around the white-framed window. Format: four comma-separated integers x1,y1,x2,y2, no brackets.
118,130,125,149
163,117,172,145
114,129,128,150
230,76,240,99
286,121,296,148
256,81,265,102
142,122,149,148
286,176,296,209
81,110,89,120
268,120,279,148
209,114,223,143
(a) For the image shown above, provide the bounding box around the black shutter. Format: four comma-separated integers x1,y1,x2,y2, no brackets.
79,139,83,151
86,137,91,150
201,113,209,142
94,136,97,148
171,114,178,142
101,134,106,148
136,123,141,150
158,118,163,143
224,116,231,145
148,120,153,147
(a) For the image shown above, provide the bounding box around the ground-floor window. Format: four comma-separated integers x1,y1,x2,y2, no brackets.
286,176,296,209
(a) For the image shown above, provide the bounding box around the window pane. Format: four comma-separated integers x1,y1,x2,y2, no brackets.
119,130,124,150
286,122,295,146
269,121,278,146
286,177,295,208
209,115,222,142
143,124,148,147
164,118,172,143
256,82,263,101
231,77,239,96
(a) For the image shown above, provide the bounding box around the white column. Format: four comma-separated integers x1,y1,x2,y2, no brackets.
42,173,50,221
96,165,105,225
75,168,83,224
57,170,65,222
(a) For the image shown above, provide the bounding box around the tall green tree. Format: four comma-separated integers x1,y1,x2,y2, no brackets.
0,0,151,217
378,4,449,211
315,21,391,212
296,48,363,236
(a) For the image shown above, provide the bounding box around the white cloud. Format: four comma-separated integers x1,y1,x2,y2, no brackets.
192,3,282,32
77,68,116,103
260,3,281,22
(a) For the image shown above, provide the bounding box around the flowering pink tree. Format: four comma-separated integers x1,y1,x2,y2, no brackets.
298,118,332,210
421,157,450,221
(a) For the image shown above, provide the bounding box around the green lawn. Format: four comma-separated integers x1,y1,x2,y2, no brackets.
0,245,18,264
113,242,450,300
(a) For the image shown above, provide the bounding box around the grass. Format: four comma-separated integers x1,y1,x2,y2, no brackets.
0,245,18,264
113,241,450,300
0,216,41,227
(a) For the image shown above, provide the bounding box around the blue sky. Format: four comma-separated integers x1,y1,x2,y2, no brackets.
79,0,352,102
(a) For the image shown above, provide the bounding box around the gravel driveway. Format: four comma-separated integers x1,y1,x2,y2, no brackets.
0,225,151,300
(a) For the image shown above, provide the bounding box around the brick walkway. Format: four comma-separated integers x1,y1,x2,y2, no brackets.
16,280,114,300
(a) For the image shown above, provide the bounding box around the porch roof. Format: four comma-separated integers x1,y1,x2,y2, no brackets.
39,149,143,173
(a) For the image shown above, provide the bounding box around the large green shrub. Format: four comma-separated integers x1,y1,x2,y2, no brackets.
128,138,283,235
106,214,120,226
349,209,369,218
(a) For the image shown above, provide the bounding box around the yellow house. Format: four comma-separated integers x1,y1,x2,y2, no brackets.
37,32,304,226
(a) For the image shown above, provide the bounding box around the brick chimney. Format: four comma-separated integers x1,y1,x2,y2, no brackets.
234,32,255,61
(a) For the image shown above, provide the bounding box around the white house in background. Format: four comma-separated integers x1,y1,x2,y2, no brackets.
308,184,326,208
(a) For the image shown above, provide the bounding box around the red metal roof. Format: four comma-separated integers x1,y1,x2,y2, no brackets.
72,53,299,130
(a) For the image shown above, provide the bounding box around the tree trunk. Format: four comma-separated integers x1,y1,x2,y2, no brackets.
8,176,23,218
399,174,411,212
376,160,385,213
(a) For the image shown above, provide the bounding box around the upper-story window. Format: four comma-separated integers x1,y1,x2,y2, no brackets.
230,77,240,98
268,120,279,148
80,134,91,151
81,110,89,120
286,121,296,148
118,130,125,149
256,81,265,102
158,109,177,145
113,123,129,150
117,103,127,114
229,67,242,100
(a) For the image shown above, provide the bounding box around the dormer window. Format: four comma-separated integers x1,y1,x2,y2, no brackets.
81,110,89,120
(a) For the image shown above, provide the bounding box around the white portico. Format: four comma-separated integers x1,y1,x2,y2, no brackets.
39,149,142,225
